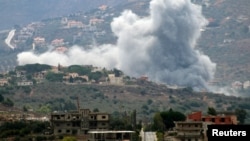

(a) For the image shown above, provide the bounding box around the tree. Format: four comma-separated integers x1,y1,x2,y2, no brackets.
26,74,32,80
67,65,91,75
207,107,217,115
64,100,77,111
113,68,122,77
235,108,247,124
16,63,51,73
2,98,14,107
37,104,51,114
141,105,149,110
23,106,28,112
93,108,99,112
0,94,4,102
22,86,31,94
152,112,165,132
160,109,186,130
45,72,63,82
147,99,153,105
109,117,126,130
89,71,102,82
69,76,74,83
182,87,193,93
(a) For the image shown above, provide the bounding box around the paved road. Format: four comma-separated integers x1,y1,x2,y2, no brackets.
140,129,157,141
145,132,157,141
5,29,15,49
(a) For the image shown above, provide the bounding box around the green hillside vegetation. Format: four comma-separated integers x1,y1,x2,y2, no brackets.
0,63,249,123
16,63,52,73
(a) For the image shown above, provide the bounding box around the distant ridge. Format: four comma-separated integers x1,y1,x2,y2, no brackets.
0,0,128,30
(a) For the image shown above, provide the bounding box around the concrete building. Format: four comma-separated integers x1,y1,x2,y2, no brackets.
174,121,205,141
0,79,8,86
231,81,243,90
50,109,136,141
17,81,33,86
67,20,85,28
50,109,110,137
165,111,238,141
165,121,206,141
243,80,250,89
33,37,46,45
51,38,64,47
108,74,124,85
187,111,238,125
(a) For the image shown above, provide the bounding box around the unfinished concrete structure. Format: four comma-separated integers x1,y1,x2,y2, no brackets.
165,121,206,141
50,108,110,136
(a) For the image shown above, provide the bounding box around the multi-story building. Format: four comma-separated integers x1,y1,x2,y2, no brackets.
165,111,238,141
187,111,238,125
89,112,109,130
50,109,110,136
165,121,206,141
174,121,205,141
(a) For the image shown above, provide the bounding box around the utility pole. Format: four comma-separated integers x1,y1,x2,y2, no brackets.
76,96,80,111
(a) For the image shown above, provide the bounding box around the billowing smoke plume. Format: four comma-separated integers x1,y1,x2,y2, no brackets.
17,0,216,90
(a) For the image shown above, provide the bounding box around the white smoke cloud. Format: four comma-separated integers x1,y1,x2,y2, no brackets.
17,0,216,90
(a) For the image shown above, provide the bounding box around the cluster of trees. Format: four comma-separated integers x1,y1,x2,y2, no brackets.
15,64,52,74
0,121,50,140
0,93,14,107
148,109,186,132
14,63,123,83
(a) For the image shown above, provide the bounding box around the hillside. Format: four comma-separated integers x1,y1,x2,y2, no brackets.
2,80,250,122
0,0,249,87
196,0,250,85
0,0,249,123
0,0,128,30
0,63,249,123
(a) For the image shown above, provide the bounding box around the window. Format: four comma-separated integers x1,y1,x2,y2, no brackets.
220,118,225,122
102,116,106,119
212,118,215,122
58,129,62,133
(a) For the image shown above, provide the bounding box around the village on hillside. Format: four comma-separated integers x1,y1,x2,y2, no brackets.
0,63,248,141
